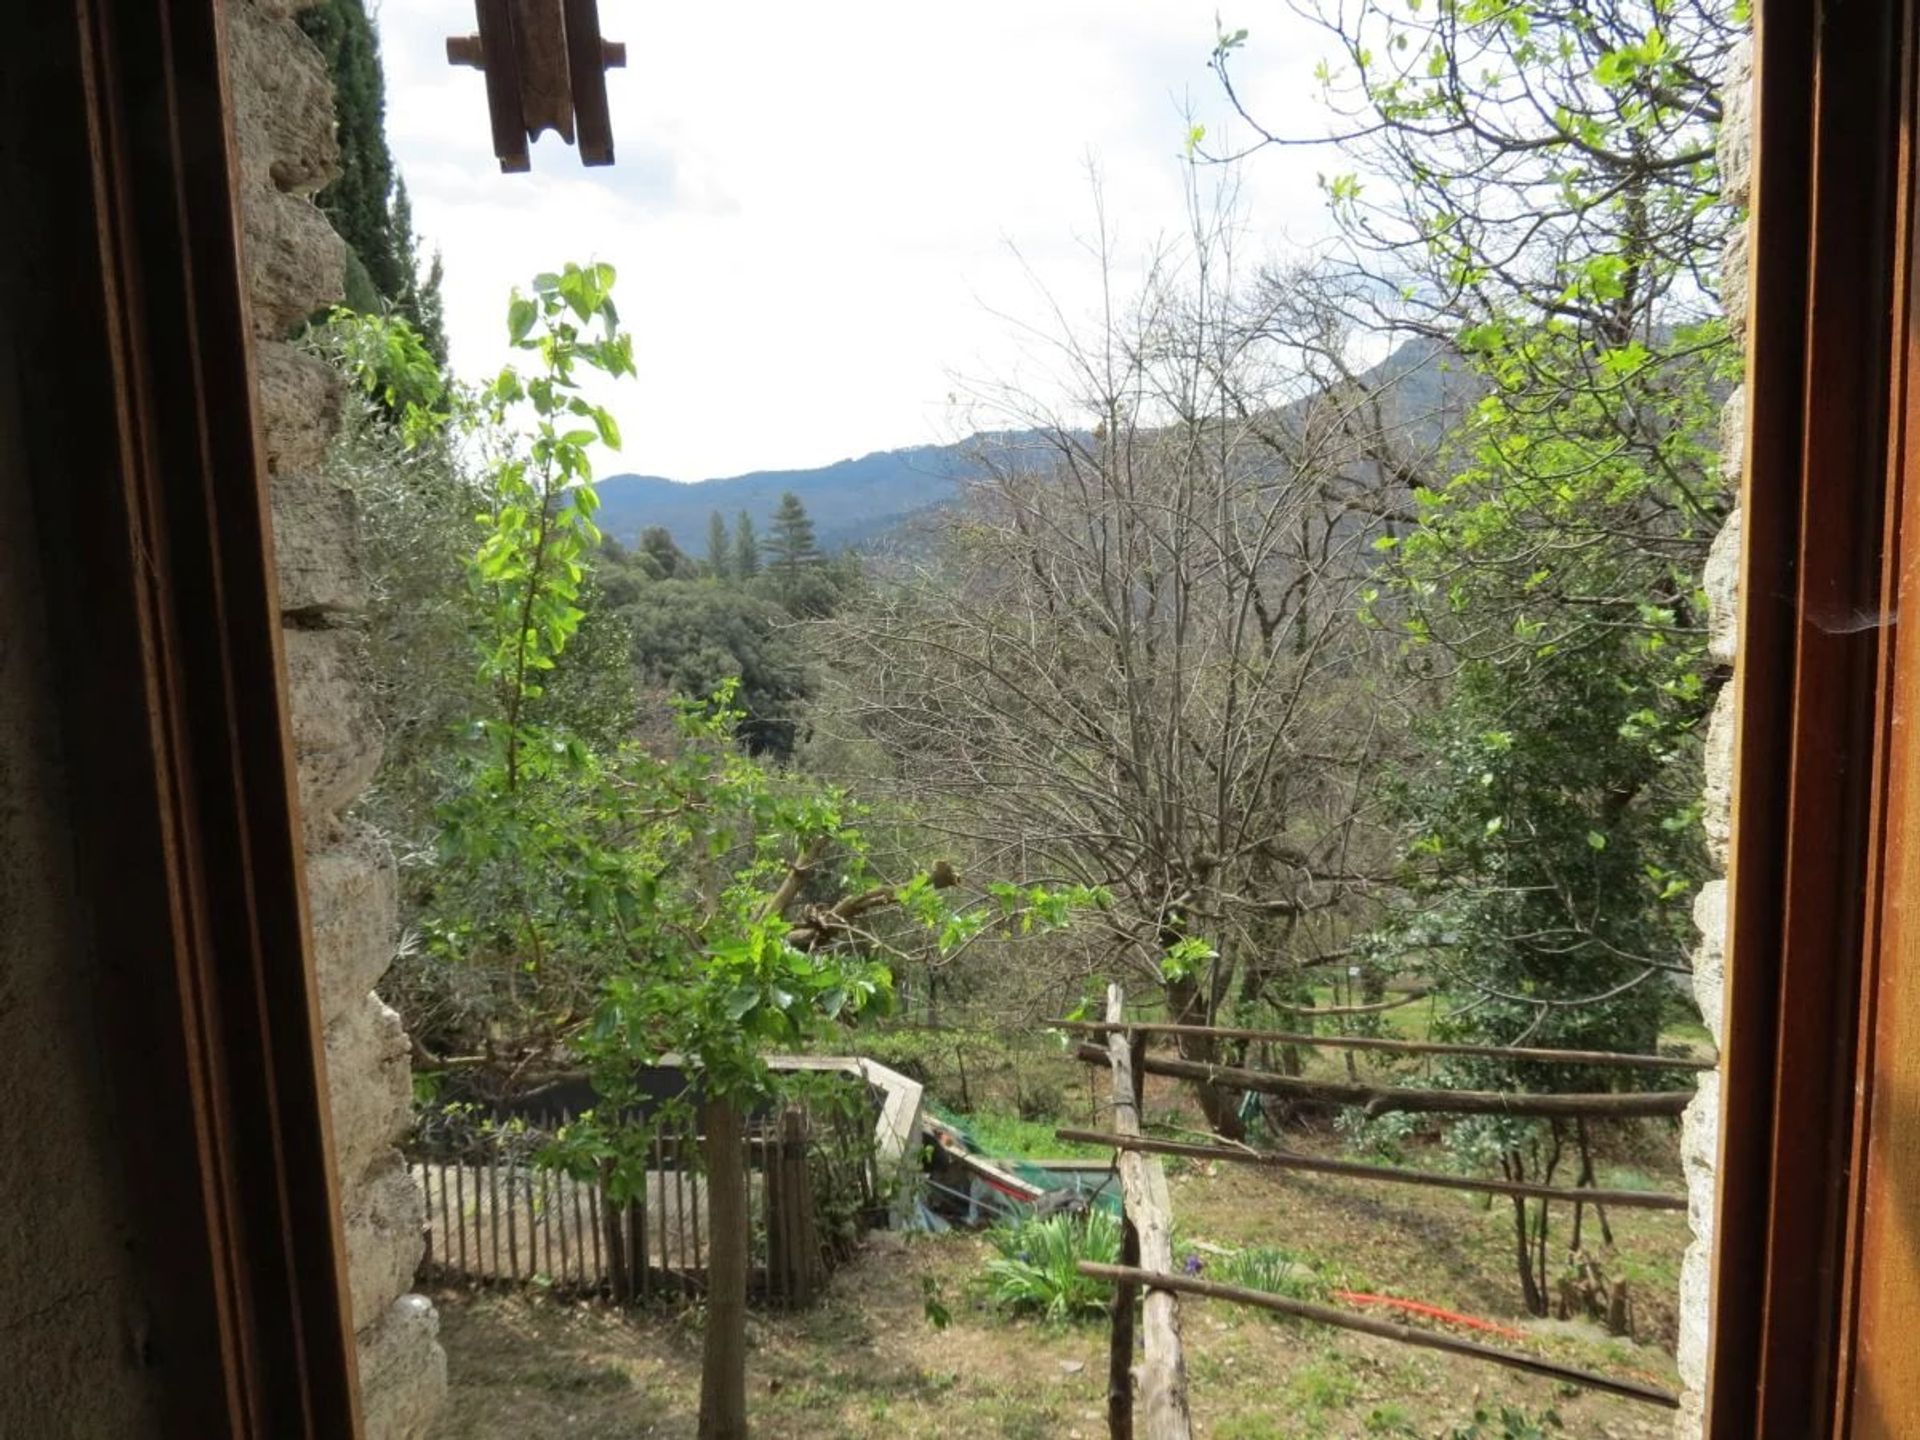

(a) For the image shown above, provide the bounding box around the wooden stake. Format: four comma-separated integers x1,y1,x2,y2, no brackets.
1055,1020,1714,1073
1105,985,1193,1440
1072,1045,1692,1119
1053,1130,1686,1211
1076,1264,1678,1410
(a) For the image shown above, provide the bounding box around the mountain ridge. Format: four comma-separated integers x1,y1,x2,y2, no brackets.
592,338,1465,554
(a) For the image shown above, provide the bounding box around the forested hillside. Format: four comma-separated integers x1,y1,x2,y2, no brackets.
593,437,1001,553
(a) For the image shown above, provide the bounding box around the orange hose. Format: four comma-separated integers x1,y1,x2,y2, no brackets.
1331,1290,1529,1341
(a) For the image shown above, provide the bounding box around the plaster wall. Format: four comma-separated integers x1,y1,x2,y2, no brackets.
0,311,168,1440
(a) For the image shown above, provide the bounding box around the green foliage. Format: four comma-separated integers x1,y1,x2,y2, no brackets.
399,264,1096,1221
1269,0,1733,1059
319,304,448,443
937,1109,1107,1161
1372,322,1724,1066
597,564,814,758
1210,0,1736,1316
981,1209,1122,1322
921,1275,953,1330
1251,0,1738,339
591,509,861,759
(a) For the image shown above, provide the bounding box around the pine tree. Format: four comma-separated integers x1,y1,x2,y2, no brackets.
706,510,731,581
733,510,761,579
764,492,820,580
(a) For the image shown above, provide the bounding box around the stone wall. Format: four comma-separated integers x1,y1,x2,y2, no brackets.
225,4,446,1434
1672,34,1751,1439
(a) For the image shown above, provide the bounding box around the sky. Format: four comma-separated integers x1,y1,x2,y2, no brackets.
380,2,1339,480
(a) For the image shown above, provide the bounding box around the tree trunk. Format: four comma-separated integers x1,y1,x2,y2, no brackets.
699,1095,749,1440
1164,972,1246,1140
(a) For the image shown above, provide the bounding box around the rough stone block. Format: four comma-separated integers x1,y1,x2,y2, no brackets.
1702,684,1736,870
1704,505,1742,668
284,627,382,836
1722,227,1749,346
227,4,338,196
342,1153,426,1335
1675,1233,1712,1410
1720,384,1745,491
258,341,345,475
325,993,413,1187
242,186,347,336
1692,879,1727,1047
358,1295,448,1440
1719,39,1754,212
308,833,398,1025
272,468,366,618
1674,1068,1721,1427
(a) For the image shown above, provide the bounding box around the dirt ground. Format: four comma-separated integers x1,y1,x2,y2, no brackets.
424,1163,1681,1440
423,1029,1692,1438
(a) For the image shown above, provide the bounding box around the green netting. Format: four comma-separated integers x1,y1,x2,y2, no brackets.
925,1103,1123,1216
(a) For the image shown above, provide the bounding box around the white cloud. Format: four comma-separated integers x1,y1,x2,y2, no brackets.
379,1,1339,478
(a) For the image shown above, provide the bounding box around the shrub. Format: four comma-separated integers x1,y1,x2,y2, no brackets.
982,1209,1122,1321
1213,1244,1331,1318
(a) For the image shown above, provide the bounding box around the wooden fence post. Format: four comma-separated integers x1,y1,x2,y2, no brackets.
1109,1209,1139,1438
765,1104,821,1307
1105,983,1192,1440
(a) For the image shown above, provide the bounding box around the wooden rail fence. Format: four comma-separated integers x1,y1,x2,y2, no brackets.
1063,985,1694,1437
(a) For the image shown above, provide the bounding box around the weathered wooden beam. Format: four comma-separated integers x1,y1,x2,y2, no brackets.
1056,1020,1714,1074
1072,1044,1692,1119
1054,1129,1687,1211
1106,986,1193,1440
1077,1263,1679,1410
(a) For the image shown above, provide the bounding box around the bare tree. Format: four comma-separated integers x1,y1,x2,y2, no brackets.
817,188,1438,1134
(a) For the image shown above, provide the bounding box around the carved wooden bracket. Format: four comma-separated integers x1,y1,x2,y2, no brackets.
447,0,625,173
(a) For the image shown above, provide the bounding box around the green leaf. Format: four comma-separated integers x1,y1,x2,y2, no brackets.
507,296,537,344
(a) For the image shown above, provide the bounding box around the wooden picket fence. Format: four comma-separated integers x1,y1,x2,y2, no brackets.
407,1100,878,1309
1061,984,1708,1438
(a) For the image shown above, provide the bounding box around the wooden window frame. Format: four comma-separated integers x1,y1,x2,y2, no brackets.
13,0,1920,1433
1709,0,1920,1433
10,0,363,1434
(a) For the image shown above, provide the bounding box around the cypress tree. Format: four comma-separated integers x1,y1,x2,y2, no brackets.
706,510,731,581
300,0,400,296
734,510,761,579
300,0,446,342
391,181,448,363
